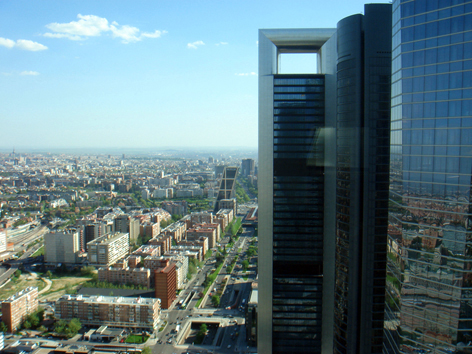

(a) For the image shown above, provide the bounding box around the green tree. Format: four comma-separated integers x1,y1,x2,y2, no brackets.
242,260,249,272
0,322,8,332
196,323,208,343
38,325,47,333
23,320,32,329
80,266,95,277
67,318,82,337
211,295,220,307
46,270,53,278
142,347,152,354
54,319,67,334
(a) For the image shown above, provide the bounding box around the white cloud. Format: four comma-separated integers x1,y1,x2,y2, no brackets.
46,14,109,37
16,40,48,51
0,37,15,48
0,37,47,51
44,14,166,44
235,72,257,76
109,24,140,43
141,30,167,39
215,42,228,46
20,71,40,76
187,40,205,49
44,32,83,40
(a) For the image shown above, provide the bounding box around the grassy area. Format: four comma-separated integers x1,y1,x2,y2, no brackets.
31,246,44,257
39,276,91,300
125,334,149,344
158,321,167,332
0,273,46,299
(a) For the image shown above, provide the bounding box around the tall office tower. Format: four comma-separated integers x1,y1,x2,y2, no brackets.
384,1,472,353
258,4,391,353
242,158,256,177
214,166,239,212
333,5,392,354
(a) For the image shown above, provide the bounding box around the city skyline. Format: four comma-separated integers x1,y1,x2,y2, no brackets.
0,0,390,150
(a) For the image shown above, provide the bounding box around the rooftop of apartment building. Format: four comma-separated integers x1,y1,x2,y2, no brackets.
100,266,149,273
2,286,38,303
88,232,128,245
58,294,159,306
134,245,161,252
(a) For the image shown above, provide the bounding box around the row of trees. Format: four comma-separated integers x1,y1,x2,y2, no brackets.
235,181,250,204
187,257,203,280
82,279,150,291
239,176,258,198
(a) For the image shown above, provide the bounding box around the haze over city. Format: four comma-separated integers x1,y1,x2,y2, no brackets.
1,0,390,151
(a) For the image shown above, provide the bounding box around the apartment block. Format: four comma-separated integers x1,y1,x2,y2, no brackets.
82,222,105,251
161,201,187,216
194,222,221,243
148,234,172,254
155,263,177,309
55,294,160,331
132,245,161,258
166,247,201,262
162,221,186,242
44,230,80,264
97,267,150,288
0,229,6,255
114,215,139,242
186,227,216,249
179,237,208,258
1,287,38,333
218,198,237,217
154,254,188,290
190,211,214,225
139,222,160,239
216,208,234,226
87,232,129,267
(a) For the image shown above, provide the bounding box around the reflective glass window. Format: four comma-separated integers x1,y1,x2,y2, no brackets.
435,128,447,144
436,102,448,116
448,101,462,117
449,73,463,89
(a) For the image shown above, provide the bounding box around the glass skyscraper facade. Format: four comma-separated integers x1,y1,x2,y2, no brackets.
384,0,472,352
333,5,392,354
272,74,326,353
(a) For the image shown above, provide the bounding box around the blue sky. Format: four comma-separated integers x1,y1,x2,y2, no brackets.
0,0,390,151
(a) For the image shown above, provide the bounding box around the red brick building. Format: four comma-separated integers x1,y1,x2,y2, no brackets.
154,263,177,309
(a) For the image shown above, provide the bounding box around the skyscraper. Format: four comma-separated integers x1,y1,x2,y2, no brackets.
242,158,256,177
384,1,472,353
258,4,391,353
